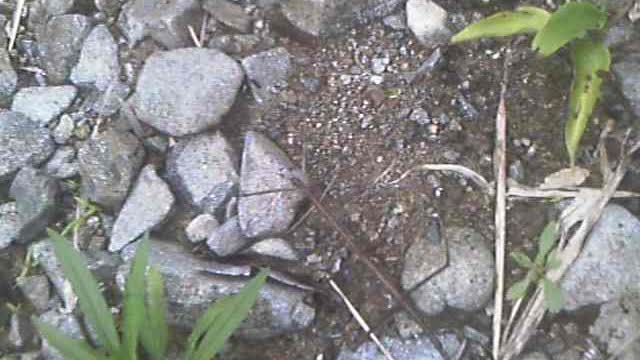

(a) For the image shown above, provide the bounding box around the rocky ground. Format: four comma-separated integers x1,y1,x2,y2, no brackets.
0,0,640,359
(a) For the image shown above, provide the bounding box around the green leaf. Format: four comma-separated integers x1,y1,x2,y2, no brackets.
565,38,610,165
141,268,169,360
545,254,562,270
184,296,234,360
543,278,564,313
121,236,150,360
508,279,531,300
47,229,120,355
535,221,559,266
451,6,550,43
190,270,269,360
34,320,107,360
511,251,535,269
532,2,607,57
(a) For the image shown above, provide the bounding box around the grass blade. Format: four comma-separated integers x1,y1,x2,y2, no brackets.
47,229,120,355
121,236,151,360
141,267,169,360
34,320,107,360
451,6,549,43
184,296,235,359
507,278,531,301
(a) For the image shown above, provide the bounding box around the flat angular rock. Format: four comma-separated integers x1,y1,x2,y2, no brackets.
131,48,243,136
238,131,306,238
109,165,175,252
406,0,451,47
78,128,144,211
186,213,219,243
206,216,250,257
242,47,292,104
337,333,460,360
613,54,640,118
11,86,77,126
0,49,17,104
45,146,79,179
167,132,239,214
245,238,300,261
118,0,203,49
118,239,315,338
71,25,120,91
0,112,55,182
0,202,19,249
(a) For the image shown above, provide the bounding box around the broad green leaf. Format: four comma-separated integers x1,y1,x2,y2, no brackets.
451,6,550,43
535,221,559,266
532,2,607,56
565,38,610,165
508,279,531,300
511,251,535,269
191,270,269,360
47,229,120,355
141,268,169,360
543,278,564,313
34,320,107,360
121,236,151,360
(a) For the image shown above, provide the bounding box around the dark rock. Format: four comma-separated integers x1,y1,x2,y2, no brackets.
17,275,50,313
0,112,55,182
8,313,35,349
143,135,169,154
71,25,120,91
337,333,460,360
612,53,640,118
206,216,250,257
11,86,77,126
590,290,640,360
45,146,79,179
203,0,252,33
131,48,243,136
238,131,306,238
244,238,300,261
0,202,19,250
167,132,239,214
0,49,17,104
77,128,144,211
38,14,93,84
186,213,219,243
242,47,292,104
109,165,175,252
406,0,451,47
10,167,59,244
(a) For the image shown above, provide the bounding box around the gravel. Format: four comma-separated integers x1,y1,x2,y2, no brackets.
70,24,120,91
406,0,451,47
11,86,78,126
242,47,292,104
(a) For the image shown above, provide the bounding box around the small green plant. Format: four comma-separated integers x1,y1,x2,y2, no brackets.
34,229,268,360
507,221,564,312
452,1,611,166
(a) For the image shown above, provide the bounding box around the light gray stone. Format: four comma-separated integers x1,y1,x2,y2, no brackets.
337,333,460,360
245,238,300,261
203,0,252,33
45,146,79,179
613,53,640,118
406,0,451,47
590,291,640,360
11,86,77,126
186,213,219,243
10,167,59,244
52,115,75,144
242,47,292,104
71,25,120,91
38,309,86,360
0,48,17,104
206,216,250,257
0,202,19,250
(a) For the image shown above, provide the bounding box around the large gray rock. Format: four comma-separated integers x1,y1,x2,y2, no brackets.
78,128,144,211
118,0,203,49
561,205,640,310
166,132,239,214
109,165,175,252
131,48,243,136
336,333,460,360
11,86,78,126
402,226,494,315
0,112,55,182
238,132,306,238
406,0,451,47
590,291,640,360
10,167,60,244
245,238,300,261
45,146,79,179
242,47,292,104
206,216,250,257
118,240,315,338
0,49,17,104
71,25,120,91
0,202,19,249
38,14,93,84
613,54,640,118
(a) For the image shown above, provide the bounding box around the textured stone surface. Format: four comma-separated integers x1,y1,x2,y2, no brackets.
186,213,219,243
0,112,55,182
45,146,79,179
71,25,120,91
0,48,17,104
11,86,77,126
337,333,460,360
131,48,243,136
245,238,300,261
0,202,19,250
590,291,640,360
613,53,640,118
406,0,451,47
52,114,75,144
206,216,250,257
238,131,306,238
77,128,144,210
203,0,252,33
242,47,292,104
38,309,87,360
166,132,239,214
17,275,51,313
8,313,35,349
109,165,175,252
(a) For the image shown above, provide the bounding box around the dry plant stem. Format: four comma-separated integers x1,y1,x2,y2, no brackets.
189,25,202,47
329,280,397,360
492,48,511,360
389,164,492,194
508,185,639,199
501,297,523,346
8,0,25,50
288,174,338,233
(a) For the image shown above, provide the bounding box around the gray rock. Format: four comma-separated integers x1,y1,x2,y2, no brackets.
206,216,250,257
17,275,51,313
10,167,60,244
245,238,300,261
336,333,460,360
613,54,640,118
0,202,19,250
71,25,120,91
383,13,407,30
590,291,640,360
143,135,169,154
131,48,243,136
402,226,494,315
406,0,451,47
38,14,93,84
45,146,79,179
109,165,175,252
207,34,267,55
561,205,640,310
242,47,292,104
27,0,76,37
518,352,550,360
77,128,144,210
0,49,17,104
203,0,252,33
238,132,306,238
87,82,131,117
95,0,121,17
118,0,203,49
52,115,75,144
38,309,86,360
11,86,78,126
8,313,35,349
117,239,314,338
186,213,219,243
0,112,55,182
166,132,239,214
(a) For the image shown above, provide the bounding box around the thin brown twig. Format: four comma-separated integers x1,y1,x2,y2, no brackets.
288,174,338,233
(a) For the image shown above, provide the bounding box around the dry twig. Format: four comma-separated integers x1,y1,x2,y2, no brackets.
8,0,25,51
388,164,492,194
